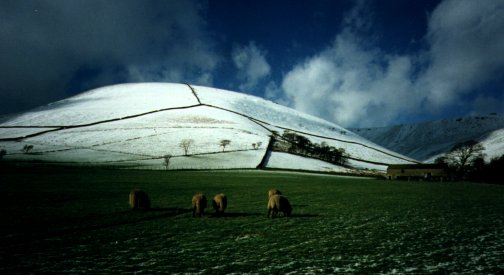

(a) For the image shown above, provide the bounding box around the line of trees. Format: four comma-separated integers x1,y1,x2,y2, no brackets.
273,131,347,166
178,138,265,156
435,140,503,184
165,138,264,169
467,154,504,184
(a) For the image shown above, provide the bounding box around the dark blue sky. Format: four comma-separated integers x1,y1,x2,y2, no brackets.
208,0,441,94
1,0,503,127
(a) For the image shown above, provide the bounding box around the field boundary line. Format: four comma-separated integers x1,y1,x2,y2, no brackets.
201,104,418,164
0,104,202,141
0,85,417,164
185,83,202,104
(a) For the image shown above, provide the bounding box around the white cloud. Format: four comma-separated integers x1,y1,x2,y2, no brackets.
264,81,291,107
232,42,271,91
420,0,504,108
279,0,504,127
282,28,418,127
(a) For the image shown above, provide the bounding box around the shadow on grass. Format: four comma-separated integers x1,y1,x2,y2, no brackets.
2,208,191,247
291,204,309,208
207,213,319,218
208,212,262,218
145,207,191,213
290,213,319,218
263,213,320,218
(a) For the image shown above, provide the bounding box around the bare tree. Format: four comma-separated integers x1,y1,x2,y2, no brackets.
163,154,172,170
251,141,263,150
22,145,33,154
179,139,194,155
256,141,262,149
445,140,485,177
252,142,263,150
220,139,231,152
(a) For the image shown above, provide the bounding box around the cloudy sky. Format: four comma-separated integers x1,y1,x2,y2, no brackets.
1,0,503,127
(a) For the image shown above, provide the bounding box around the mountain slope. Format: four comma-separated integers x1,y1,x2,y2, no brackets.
352,115,504,162
0,83,416,171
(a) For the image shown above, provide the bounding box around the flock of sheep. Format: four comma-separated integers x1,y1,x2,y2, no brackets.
128,188,292,218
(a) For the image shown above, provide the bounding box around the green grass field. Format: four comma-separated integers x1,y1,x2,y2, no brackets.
1,167,503,273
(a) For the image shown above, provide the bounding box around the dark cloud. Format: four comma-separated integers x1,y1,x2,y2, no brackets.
0,0,218,114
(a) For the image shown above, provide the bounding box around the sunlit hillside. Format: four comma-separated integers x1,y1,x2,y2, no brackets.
0,83,416,172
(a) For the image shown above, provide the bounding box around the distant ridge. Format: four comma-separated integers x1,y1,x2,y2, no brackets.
351,115,504,162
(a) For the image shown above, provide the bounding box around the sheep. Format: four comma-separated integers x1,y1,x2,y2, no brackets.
129,189,151,210
212,193,227,215
267,194,292,218
192,193,207,217
268,188,282,199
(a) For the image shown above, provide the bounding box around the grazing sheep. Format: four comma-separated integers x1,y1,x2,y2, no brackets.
268,188,282,199
129,189,151,210
267,194,292,218
192,193,207,217
212,193,227,215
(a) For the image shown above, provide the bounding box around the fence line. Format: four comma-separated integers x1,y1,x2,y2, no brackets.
0,84,417,164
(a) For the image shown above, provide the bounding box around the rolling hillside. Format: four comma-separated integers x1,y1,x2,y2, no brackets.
352,115,504,162
0,83,416,172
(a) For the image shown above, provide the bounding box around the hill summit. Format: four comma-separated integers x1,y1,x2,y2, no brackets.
0,83,416,172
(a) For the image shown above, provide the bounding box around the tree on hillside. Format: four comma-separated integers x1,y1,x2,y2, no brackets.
282,131,312,154
0,149,6,160
316,143,347,166
444,140,485,178
220,139,231,152
22,145,34,154
252,141,263,150
179,139,194,156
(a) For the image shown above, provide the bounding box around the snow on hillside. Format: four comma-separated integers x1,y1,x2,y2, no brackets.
266,152,350,173
352,115,504,162
193,85,416,164
2,83,199,127
0,83,416,171
195,86,352,140
478,128,504,160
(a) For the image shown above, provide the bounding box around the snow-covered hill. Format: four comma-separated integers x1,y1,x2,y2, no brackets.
351,115,504,162
0,83,416,172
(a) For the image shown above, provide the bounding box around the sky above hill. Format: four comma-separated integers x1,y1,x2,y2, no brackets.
1,0,503,127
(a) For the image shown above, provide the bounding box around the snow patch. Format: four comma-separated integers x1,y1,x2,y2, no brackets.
265,152,349,173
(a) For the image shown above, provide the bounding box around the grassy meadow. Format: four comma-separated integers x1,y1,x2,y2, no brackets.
1,167,503,274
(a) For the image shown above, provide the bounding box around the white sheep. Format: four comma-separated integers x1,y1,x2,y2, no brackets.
268,188,282,199
129,189,151,210
212,193,227,215
192,193,207,217
267,194,292,218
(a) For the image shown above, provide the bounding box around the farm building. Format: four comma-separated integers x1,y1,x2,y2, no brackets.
387,164,448,181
